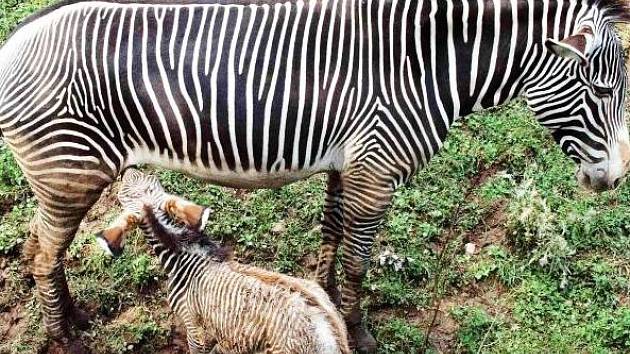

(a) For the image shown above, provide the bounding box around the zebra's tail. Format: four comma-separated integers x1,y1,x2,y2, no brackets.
227,262,351,353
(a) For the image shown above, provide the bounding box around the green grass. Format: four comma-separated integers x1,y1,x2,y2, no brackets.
1,2,630,353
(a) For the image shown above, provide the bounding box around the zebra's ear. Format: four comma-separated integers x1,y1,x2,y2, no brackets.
545,27,596,65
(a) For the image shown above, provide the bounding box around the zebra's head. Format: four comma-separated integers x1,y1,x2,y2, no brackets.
530,1,630,192
95,168,211,257
144,206,231,262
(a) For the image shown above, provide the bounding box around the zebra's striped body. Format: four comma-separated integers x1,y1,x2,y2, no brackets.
1,0,628,350
138,206,350,354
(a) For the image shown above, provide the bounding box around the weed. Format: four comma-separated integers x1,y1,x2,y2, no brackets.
452,306,501,353
374,318,426,354
0,200,35,255
507,179,575,284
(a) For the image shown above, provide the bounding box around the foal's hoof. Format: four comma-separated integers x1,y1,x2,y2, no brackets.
68,307,91,330
348,324,377,353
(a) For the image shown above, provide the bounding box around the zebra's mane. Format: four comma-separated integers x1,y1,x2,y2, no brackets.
596,0,630,22
143,205,231,262
10,0,630,35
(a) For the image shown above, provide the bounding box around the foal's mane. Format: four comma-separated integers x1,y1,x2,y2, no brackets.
143,205,231,261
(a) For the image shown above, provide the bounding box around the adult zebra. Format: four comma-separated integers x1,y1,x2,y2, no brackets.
0,0,628,351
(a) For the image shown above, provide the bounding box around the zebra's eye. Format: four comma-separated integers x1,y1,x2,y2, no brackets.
592,84,613,97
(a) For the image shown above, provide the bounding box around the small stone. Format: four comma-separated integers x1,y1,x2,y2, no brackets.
271,221,287,235
464,243,476,256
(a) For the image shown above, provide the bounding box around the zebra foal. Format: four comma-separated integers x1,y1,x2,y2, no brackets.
135,207,350,353
96,168,350,353
1,0,630,351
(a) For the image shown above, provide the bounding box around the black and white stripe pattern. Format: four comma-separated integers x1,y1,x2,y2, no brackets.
1,0,628,350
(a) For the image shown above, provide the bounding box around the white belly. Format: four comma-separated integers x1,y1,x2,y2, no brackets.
125,147,340,189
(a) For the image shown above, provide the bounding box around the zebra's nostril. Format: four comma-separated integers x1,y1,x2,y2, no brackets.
612,177,623,189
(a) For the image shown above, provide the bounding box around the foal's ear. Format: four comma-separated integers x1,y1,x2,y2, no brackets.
164,197,212,231
95,227,126,257
545,26,597,65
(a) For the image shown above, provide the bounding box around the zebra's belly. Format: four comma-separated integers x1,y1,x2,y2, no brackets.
126,146,337,189
187,168,322,189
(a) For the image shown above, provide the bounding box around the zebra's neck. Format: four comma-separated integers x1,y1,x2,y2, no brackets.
146,236,182,276
408,0,593,124
144,228,208,287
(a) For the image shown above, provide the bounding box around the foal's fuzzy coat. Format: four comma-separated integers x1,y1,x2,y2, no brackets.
139,207,351,354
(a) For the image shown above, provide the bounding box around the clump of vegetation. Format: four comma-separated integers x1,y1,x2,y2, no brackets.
0,200,34,254
99,307,169,353
507,179,575,284
451,306,502,353
0,145,28,197
375,318,426,354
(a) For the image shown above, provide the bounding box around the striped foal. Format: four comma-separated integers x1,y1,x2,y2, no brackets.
137,206,350,354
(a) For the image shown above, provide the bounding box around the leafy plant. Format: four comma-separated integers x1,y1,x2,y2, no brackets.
452,306,501,353
507,179,575,284
375,318,426,354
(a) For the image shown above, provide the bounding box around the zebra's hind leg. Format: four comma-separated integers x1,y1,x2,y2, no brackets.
338,171,394,354
27,179,109,347
314,172,344,305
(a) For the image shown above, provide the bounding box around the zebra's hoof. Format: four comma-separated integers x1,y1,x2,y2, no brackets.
325,285,342,307
64,338,91,354
68,306,91,330
46,331,89,354
348,324,377,353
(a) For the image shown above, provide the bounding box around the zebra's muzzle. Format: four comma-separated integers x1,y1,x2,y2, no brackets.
576,140,630,192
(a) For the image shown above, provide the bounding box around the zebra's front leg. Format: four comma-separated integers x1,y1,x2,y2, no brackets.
338,175,394,354
178,306,215,354
314,172,344,305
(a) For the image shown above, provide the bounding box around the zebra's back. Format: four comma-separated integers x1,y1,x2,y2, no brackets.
0,0,384,188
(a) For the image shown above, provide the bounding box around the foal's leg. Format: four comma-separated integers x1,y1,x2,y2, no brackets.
187,334,214,354
162,195,212,230
314,171,345,305
95,211,139,257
